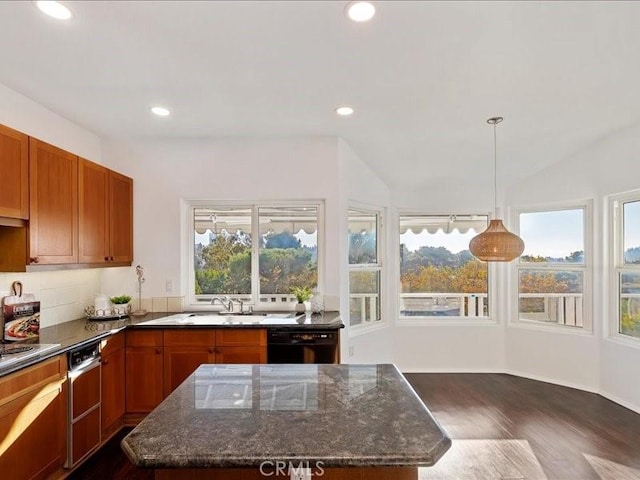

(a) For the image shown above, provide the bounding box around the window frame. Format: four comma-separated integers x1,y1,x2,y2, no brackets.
184,199,324,311
610,190,640,344
512,201,593,333
396,211,497,326
348,205,385,331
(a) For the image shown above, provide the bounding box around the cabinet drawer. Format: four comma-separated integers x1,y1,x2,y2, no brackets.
163,329,216,347
71,362,101,419
216,328,266,347
100,331,125,356
0,354,66,407
71,407,101,465
126,329,163,347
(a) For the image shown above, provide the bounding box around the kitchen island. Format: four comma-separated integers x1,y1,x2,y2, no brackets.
121,363,450,479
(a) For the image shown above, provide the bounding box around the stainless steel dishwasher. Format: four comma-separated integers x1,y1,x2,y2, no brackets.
65,341,101,468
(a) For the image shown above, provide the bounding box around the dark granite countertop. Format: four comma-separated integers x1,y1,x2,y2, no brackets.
121,363,451,469
0,311,343,378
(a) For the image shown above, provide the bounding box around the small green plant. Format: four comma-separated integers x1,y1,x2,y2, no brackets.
110,295,132,305
291,286,313,303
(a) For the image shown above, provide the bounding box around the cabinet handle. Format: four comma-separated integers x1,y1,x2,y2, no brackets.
208,348,215,354
155,348,162,354
102,358,109,365
30,257,39,263
104,256,109,261
111,256,115,261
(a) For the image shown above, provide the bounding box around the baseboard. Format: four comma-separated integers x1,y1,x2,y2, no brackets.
598,390,640,415
400,367,505,374
502,368,599,394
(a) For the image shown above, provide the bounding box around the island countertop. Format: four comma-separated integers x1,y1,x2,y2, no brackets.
121,363,451,469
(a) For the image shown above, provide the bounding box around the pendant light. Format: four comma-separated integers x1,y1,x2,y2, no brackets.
469,117,524,262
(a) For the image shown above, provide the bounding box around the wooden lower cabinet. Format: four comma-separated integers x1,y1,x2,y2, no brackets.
126,328,267,417
216,345,267,364
125,330,164,414
163,329,216,396
101,332,125,437
0,354,67,480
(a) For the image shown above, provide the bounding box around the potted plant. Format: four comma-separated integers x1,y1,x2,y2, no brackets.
110,295,132,316
291,286,313,313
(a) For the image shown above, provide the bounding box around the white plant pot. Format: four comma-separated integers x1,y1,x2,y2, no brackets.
295,302,306,313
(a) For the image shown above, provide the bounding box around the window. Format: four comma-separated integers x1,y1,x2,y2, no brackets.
613,194,640,340
348,208,382,327
516,206,589,329
399,215,489,319
191,202,320,308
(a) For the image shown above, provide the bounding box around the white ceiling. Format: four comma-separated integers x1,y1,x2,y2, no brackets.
1,1,639,192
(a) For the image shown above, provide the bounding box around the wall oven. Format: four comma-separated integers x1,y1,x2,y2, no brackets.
267,329,339,364
65,342,101,468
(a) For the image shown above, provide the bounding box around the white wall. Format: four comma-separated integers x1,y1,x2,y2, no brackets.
506,122,640,410
0,81,103,326
101,136,342,309
0,82,102,162
389,184,507,373
338,138,393,364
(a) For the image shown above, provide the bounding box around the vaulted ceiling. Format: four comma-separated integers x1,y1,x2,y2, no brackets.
1,1,639,192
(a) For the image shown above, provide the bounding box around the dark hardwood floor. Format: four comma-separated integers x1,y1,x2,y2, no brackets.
407,373,640,479
69,374,640,480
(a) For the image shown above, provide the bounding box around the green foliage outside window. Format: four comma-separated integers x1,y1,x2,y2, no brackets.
195,230,317,296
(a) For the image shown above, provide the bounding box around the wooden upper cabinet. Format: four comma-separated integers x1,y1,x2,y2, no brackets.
29,138,78,265
0,124,29,220
109,170,133,263
79,159,133,264
79,158,110,263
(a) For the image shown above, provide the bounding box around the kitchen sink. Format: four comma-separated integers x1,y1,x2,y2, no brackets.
137,312,304,327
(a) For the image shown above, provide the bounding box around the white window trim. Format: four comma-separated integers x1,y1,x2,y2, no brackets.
510,200,593,334
348,204,386,333
182,198,325,311
395,211,498,327
609,190,640,346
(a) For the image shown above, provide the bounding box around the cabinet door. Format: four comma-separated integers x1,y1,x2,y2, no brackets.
109,170,133,263
163,346,216,396
216,346,267,364
29,138,78,264
0,356,66,480
101,346,125,434
125,346,163,413
78,158,109,263
0,124,28,219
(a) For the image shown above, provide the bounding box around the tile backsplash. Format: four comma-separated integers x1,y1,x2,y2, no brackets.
0,270,100,328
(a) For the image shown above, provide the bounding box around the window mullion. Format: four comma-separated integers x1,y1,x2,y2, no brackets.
251,205,260,305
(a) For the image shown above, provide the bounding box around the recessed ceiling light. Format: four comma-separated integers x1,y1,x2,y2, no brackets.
335,105,354,116
345,2,375,22
35,1,73,20
151,106,171,117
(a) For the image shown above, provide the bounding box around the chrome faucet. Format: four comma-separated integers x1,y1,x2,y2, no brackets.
211,296,233,312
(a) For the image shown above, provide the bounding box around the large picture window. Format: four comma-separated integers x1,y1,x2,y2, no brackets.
613,194,640,340
348,208,382,327
191,202,320,308
516,206,589,329
399,215,489,319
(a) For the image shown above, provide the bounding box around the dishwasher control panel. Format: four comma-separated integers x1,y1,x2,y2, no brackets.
267,330,337,345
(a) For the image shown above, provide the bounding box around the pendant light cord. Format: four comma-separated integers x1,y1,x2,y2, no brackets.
493,121,498,214
487,116,503,218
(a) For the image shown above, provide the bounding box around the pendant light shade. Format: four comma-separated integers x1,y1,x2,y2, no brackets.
469,219,524,262
469,117,525,262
